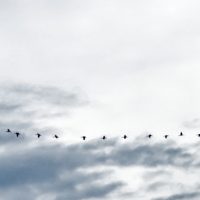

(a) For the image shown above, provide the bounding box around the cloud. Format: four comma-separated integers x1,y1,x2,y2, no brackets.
0,141,124,200
0,82,88,132
0,83,88,115
1,1,200,199
152,192,200,200
182,118,200,129
108,141,193,168
0,136,197,200
4,83,87,107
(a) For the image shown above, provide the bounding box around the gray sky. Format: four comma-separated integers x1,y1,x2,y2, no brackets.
0,0,200,199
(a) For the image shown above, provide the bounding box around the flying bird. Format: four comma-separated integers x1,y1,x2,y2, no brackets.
147,134,152,138
179,132,183,136
54,135,59,139
164,135,169,139
197,134,200,137
82,136,86,140
102,136,106,140
122,135,127,139
6,129,11,133
36,133,41,138
14,132,20,137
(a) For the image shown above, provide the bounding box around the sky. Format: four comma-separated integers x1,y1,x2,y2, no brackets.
0,0,200,199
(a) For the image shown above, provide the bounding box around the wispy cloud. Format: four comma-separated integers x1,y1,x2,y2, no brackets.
183,118,200,129
0,82,88,132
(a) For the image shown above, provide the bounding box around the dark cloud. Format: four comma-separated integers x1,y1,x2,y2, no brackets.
109,141,193,168
0,141,124,200
0,137,197,199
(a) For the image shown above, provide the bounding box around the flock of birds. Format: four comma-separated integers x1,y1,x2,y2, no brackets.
4,129,200,140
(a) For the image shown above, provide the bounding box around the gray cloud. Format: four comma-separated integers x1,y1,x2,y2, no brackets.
4,83,87,107
0,141,124,200
152,192,200,200
109,141,193,168
0,82,88,132
0,83,88,115
0,137,197,199
142,169,171,180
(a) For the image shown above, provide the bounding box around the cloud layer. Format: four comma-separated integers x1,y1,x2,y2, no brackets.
0,134,199,200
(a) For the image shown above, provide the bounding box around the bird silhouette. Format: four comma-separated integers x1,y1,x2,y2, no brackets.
3,129,200,142
82,136,86,140
54,135,59,139
6,129,11,133
15,132,20,137
36,133,41,138
122,135,127,139
164,135,169,139
179,132,183,136
102,136,106,140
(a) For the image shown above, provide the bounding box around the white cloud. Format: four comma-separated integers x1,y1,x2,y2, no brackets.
0,0,200,199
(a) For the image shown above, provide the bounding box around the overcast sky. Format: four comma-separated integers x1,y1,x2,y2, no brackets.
1,0,200,199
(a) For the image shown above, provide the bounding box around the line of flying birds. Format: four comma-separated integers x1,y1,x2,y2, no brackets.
4,129,200,140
